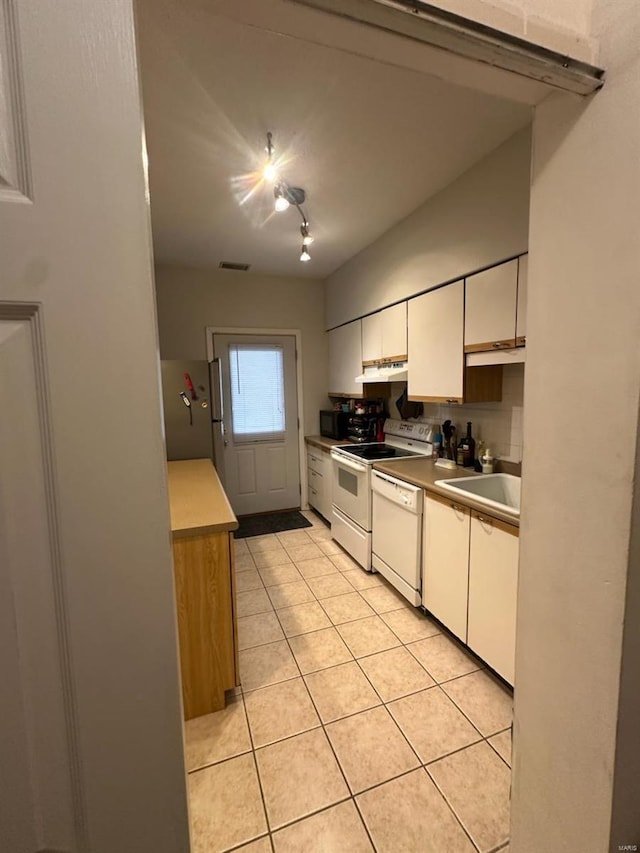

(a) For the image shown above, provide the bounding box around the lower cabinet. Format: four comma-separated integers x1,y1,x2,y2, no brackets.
423,493,470,643
307,446,332,521
172,530,238,719
468,511,519,685
423,494,519,685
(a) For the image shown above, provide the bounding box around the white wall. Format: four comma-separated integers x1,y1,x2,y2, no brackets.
427,0,596,60
155,265,328,435
325,127,531,328
512,0,640,847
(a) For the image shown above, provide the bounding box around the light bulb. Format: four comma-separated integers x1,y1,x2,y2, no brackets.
275,195,289,212
300,246,311,262
302,233,314,246
263,161,278,182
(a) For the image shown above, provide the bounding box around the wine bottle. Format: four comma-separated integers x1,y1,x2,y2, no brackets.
462,421,476,467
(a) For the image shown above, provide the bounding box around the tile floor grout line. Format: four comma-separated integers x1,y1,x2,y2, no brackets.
424,765,488,853
241,694,274,843
235,532,511,850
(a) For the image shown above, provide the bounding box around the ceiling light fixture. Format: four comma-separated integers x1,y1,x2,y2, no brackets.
263,131,278,182
264,133,314,263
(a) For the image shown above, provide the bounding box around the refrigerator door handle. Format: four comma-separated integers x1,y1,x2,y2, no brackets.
209,358,224,425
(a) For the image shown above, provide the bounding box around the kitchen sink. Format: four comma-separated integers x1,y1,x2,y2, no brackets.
434,473,521,517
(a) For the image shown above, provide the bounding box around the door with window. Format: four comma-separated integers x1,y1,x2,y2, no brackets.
213,334,300,515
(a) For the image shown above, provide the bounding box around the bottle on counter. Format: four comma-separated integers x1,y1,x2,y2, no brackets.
432,424,442,459
480,447,494,473
457,421,476,467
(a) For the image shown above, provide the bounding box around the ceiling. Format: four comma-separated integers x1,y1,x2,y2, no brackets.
136,0,532,279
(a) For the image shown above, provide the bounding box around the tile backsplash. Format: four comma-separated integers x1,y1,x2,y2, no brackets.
385,364,525,463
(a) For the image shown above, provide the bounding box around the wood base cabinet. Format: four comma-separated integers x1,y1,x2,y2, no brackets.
467,512,519,685
172,531,238,719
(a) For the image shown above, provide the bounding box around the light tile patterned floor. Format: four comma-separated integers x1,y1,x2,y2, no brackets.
186,511,513,853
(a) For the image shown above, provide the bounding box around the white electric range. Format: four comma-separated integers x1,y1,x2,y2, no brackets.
330,419,433,572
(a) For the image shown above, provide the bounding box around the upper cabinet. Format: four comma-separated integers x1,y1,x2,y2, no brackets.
409,281,502,404
464,259,518,353
408,282,464,402
362,303,408,365
516,254,527,345
328,320,362,397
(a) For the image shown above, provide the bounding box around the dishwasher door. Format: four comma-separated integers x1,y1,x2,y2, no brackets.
371,471,423,606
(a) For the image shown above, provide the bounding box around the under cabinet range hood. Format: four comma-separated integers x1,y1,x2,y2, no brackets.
355,362,408,383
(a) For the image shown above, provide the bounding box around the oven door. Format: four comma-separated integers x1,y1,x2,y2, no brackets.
331,451,371,531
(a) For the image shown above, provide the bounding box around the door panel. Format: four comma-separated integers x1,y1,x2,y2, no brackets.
0,2,190,850
214,333,300,515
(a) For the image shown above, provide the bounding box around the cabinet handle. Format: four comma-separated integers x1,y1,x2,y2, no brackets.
445,399,459,404
451,503,466,513
492,341,504,349
476,514,493,526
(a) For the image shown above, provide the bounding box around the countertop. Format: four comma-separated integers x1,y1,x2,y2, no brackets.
372,456,520,528
305,435,345,451
167,458,238,537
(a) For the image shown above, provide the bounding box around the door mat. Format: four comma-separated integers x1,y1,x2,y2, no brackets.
234,510,312,539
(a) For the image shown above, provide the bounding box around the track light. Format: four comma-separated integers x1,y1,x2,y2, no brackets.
274,188,289,212
263,133,315,262
301,222,314,246
263,131,278,182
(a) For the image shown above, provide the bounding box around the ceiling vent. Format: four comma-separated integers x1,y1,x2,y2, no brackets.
219,261,251,271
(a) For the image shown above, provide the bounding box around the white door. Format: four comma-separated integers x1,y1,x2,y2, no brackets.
0,2,189,852
214,333,300,515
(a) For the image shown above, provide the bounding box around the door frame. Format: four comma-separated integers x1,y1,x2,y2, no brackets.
206,326,308,512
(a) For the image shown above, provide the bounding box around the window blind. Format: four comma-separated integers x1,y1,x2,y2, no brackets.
229,343,286,442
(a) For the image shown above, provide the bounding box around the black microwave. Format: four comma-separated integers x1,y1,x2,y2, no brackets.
320,410,350,439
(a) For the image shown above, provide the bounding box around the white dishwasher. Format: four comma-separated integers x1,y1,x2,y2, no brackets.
371,470,423,606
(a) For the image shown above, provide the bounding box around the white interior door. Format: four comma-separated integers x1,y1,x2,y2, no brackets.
214,333,301,515
0,2,189,851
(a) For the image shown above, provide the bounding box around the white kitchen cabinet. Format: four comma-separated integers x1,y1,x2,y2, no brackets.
465,259,518,353
467,511,519,685
307,446,332,521
408,282,502,403
516,254,527,345
328,321,362,397
408,282,464,402
362,303,407,365
423,492,471,642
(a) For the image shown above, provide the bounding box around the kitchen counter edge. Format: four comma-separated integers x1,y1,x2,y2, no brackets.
167,458,238,537
305,435,344,451
372,457,520,528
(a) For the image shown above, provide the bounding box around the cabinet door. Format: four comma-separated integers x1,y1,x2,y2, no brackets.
516,254,527,345
408,281,464,402
380,302,407,362
328,321,362,396
465,259,518,352
468,513,519,685
423,493,471,642
362,312,382,364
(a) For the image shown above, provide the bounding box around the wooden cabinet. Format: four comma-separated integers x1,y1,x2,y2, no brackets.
468,511,519,685
408,281,502,404
328,321,362,397
422,493,519,686
465,259,518,353
167,459,239,719
307,445,332,521
423,492,471,642
362,303,407,365
173,530,237,718
516,254,527,346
